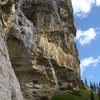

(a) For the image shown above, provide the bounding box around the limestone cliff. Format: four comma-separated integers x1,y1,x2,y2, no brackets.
0,1,23,100
0,0,80,100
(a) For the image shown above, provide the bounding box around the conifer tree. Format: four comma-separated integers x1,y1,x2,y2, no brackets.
85,78,88,86
90,81,94,91
98,88,100,100
91,90,94,100
93,82,96,91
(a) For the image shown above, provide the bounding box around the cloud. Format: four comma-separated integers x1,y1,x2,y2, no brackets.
75,28,97,45
80,56,100,75
71,0,100,17
89,75,94,79
96,0,100,6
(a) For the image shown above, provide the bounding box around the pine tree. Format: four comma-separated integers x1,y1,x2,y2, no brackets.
98,88,100,100
90,81,94,91
93,82,96,91
91,90,94,100
85,78,88,86
97,83,99,89
99,82,100,88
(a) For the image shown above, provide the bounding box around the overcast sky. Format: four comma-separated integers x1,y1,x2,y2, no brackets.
71,0,100,84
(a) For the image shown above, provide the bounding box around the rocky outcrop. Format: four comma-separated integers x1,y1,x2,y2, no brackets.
0,0,80,100
0,2,23,100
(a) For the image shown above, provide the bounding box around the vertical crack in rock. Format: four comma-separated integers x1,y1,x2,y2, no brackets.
49,59,58,89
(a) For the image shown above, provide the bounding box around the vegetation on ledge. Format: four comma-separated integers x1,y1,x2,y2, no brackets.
52,81,99,100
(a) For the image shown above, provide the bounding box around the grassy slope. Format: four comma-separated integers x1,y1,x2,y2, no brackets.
52,81,99,100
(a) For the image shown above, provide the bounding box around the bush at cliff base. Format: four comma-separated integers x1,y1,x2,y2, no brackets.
52,81,99,100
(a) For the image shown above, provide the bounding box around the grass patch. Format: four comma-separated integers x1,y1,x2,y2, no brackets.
52,81,99,100
94,93,99,100
52,88,99,100
52,92,84,100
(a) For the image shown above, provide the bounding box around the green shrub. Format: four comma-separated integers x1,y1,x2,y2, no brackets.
80,80,86,89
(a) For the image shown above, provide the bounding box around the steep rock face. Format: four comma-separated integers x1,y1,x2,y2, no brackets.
0,2,23,100
0,0,80,100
